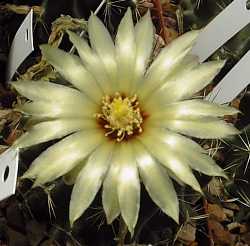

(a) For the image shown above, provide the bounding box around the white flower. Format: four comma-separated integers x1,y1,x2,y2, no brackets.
13,9,239,234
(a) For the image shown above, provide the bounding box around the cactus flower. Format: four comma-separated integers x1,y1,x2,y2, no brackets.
13,9,239,234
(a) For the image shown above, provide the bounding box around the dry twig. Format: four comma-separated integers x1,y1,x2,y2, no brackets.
152,0,169,44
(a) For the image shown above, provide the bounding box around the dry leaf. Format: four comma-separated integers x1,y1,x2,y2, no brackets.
209,219,236,246
208,203,228,222
177,222,196,245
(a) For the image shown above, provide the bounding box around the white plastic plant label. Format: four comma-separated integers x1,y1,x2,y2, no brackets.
7,9,34,82
0,148,19,201
0,9,34,201
191,0,250,104
207,51,250,104
191,0,250,63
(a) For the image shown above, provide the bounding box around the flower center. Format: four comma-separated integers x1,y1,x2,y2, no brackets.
95,92,143,142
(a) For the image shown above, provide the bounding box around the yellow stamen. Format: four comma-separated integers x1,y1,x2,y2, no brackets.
95,92,143,142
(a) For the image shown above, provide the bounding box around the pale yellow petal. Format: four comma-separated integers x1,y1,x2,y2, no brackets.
144,127,206,154
133,141,179,222
70,142,114,226
150,117,240,139
185,151,227,178
150,99,239,121
145,60,225,108
137,31,200,99
63,159,87,185
102,145,121,224
40,45,103,103
24,117,47,128
167,54,200,78
17,100,97,119
23,129,103,184
117,143,140,235
67,31,115,93
14,118,96,148
142,128,226,178
12,81,91,105
164,168,185,186
88,14,117,82
139,132,202,193
133,11,154,88
146,30,200,81
116,8,136,94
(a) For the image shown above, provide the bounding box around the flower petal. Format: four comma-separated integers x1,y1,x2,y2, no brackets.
117,143,140,235
102,145,121,224
150,117,240,139
133,141,179,222
145,60,225,108
40,45,103,103
138,54,199,102
139,131,202,193
116,8,136,94
186,151,227,178
142,128,226,178
70,141,115,226
14,118,96,149
144,127,206,153
24,117,47,129
63,159,87,185
23,129,103,184
137,31,200,98
133,11,154,88
12,81,91,105
17,100,97,119
88,14,117,82
150,99,239,121
67,31,115,94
